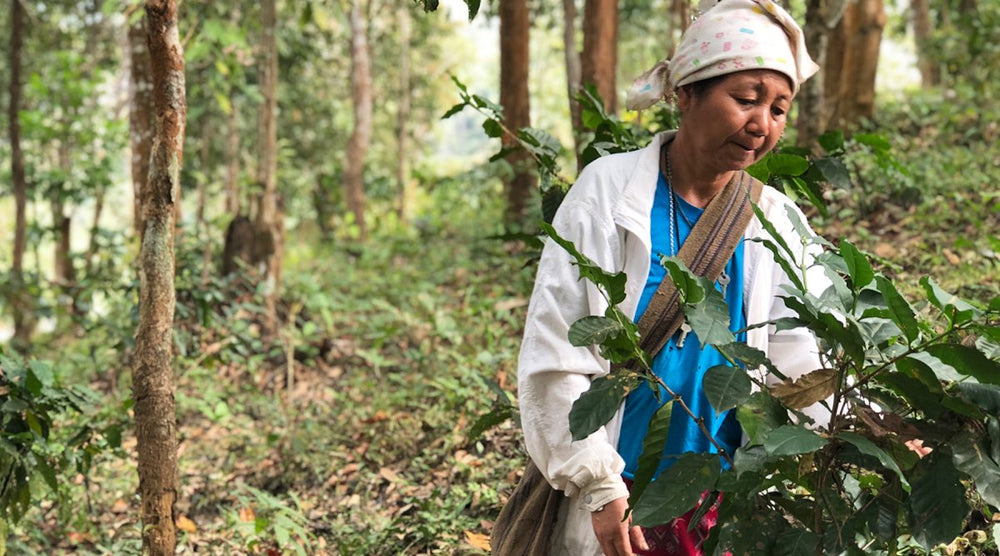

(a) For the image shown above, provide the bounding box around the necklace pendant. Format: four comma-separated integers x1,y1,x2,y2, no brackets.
676,322,693,348
718,271,730,297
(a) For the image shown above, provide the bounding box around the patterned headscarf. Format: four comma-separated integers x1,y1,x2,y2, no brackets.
626,0,819,110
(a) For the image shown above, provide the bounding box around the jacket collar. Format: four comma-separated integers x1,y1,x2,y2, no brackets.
611,131,677,252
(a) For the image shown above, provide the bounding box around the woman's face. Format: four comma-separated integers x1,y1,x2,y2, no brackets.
676,69,792,174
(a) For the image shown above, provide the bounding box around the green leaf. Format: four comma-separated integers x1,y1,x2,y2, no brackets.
837,432,909,491
569,375,636,441
925,344,1000,385
717,342,786,380
703,365,752,416
818,130,845,154
482,118,503,138
920,276,980,324
951,430,1000,508
763,425,827,456
774,527,819,556
768,153,809,177
875,276,919,344
840,240,874,290
737,392,788,445
541,222,628,305
464,0,481,20
854,132,891,152
907,453,968,549
628,401,673,511
631,453,719,527
441,102,465,119
746,157,771,182
957,383,1000,415
814,156,851,189
879,371,945,419
467,405,513,443
769,369,837,410
568,316,624,347
661,257,706,305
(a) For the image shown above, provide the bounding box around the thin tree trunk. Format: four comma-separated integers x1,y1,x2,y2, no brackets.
796,0,847,149
581,0,618,114
344,0,372,240
129,15,155,238
499,0,535,226
9,0,32,348
134,2,185,553
256,0,282,331
828,0,885,130
562,0,583,169
673,0,691,33
54,143,75,287
199,128,213,285
911,0,938,87
84,185,105,278
395,5,414,223
225,100,241,215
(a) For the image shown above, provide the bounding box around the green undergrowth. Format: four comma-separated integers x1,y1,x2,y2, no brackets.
6,203,535,554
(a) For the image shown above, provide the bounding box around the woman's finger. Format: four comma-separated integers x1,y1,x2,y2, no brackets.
629,524,649,552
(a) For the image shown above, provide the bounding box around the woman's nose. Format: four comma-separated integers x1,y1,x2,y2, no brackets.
745,108,769,137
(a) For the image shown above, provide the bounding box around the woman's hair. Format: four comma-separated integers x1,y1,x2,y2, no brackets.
683,75,727,99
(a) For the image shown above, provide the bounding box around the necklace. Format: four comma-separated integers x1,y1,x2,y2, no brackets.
662,144,677,256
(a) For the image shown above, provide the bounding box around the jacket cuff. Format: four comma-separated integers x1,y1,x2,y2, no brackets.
578,475,629,512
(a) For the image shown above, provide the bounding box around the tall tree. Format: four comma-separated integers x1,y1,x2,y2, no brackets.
499,0,535,226
134,0,185,553
826,0,885,130
796,0,848,148
344,0,373,240
256,0,283,330
129,14,155,237
396,4,414,223
9,0,32,348
581,0,618,113
562,0,583,168
911,0,938,87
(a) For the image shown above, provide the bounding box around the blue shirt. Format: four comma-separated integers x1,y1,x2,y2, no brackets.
618,172,746,479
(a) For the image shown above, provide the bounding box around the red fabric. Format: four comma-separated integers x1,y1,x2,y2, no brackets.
624,480,726,556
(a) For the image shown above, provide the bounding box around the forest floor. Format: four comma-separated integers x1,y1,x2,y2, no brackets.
7,108,1000,554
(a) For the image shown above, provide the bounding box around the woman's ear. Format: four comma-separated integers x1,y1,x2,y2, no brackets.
675,86,692,112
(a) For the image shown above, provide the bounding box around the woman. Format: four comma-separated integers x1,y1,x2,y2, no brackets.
516,1,831,554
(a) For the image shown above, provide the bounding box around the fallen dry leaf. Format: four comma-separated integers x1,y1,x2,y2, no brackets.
942,248,961,265
110,498,130,513
238,506,256,523
465,530,491,551
379,467,400,483
176,514,197,534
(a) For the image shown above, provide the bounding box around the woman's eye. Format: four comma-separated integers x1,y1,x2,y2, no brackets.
736,98,755,106
772,107,787,117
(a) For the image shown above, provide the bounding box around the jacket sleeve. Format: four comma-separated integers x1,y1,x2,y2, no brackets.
516,186,630,511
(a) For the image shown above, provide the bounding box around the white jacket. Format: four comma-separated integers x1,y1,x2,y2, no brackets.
516,131,830,555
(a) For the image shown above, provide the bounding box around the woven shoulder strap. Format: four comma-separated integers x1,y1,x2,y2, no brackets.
636,167,764,359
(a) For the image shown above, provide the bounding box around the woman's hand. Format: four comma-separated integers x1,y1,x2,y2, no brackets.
591,496,649,556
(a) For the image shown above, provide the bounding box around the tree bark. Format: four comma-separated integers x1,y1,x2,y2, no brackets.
256,0,282,331
129,15,155,239
9,0,32,348
54,143,75,287
911,0,938,87
581,0,618,113
225,100,241,216
134,2,184,554
395,5,414,223
827,0,885,130
796,0,847,149
344,0,372,240
84,184,105,279
499,0,535,226
562,0,583,169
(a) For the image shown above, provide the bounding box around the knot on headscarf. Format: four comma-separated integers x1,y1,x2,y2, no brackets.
626,0,818,111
